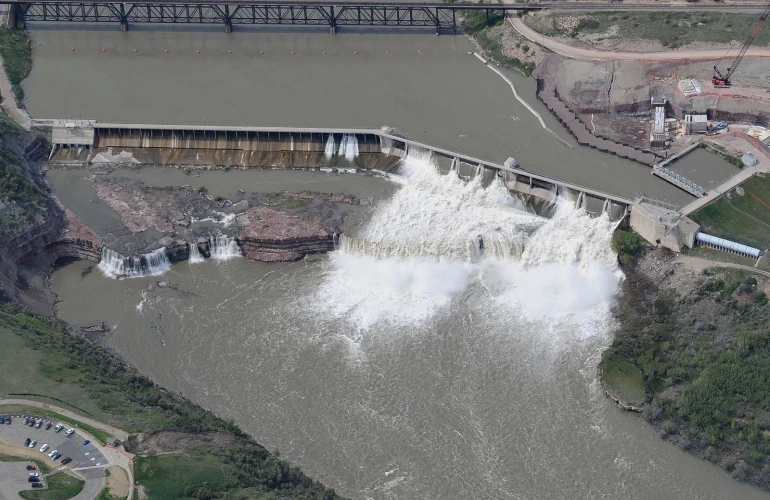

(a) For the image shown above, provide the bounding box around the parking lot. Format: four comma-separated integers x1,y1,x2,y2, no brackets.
0,415,109,470
0,460,41,498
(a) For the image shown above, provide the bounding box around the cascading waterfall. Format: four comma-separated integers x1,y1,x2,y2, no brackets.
189,243,204,263
208,234,241,260
316,146,622,330
324,134,336,159
98,247,172,278
338,134,359,162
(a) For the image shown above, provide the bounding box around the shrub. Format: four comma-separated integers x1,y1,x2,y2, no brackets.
611,229,647,267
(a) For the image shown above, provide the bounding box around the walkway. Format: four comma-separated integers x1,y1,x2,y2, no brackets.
675,255,770,278
508,12,770,61
681,133,770,215
0,52,31,130
0,399,134,500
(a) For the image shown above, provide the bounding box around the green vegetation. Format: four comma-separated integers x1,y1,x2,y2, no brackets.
602,255,770,489
19,472,85,500
134,453,241,499
461,10,537,77
0,27,32,104
0,454,51,474
690,174,770,250
524,12,770,48
611,229,647,267
197,185,208,194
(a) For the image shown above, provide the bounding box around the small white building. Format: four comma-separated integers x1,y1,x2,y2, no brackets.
684,115,708,135
742,153,759,167
650,97,667,150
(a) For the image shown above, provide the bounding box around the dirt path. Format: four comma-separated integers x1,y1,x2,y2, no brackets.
508,12,770,61
105,465,129,499
675,255,770,277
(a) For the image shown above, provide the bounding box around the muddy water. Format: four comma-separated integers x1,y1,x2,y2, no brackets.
26,29,699,204
668,148,741,191
51,160,769,500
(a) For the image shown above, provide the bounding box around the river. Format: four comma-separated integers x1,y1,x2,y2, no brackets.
50,151,769,499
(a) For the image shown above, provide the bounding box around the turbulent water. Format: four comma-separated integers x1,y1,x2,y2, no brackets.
52,154,769,500
98,247,172,278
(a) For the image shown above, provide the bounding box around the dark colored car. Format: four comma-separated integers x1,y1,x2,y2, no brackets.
5,416,10,424
45,422,52,430
60,457,72,465
26,464,36,471
23,416,30,425
82,440,90,446
0,417,5,424
28,477,39,483
31,483,44,489
27,420,35,427
24,438,31,447
51,452,61,460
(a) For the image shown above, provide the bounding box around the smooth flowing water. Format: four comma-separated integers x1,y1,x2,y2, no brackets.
52,154,769,499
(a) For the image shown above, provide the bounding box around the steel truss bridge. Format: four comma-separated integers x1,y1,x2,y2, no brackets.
1,0,534,33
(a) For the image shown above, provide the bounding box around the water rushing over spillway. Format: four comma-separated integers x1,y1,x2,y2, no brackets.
52,161,768,500
208,235,241,260
98,247,171,278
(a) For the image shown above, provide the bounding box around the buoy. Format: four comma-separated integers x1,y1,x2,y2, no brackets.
133,49,138,53
322,51,327,55
386,50,390,55
291,51,295,55
260,50,264,54
228,50,232,54
354,50,358,55
71,47,75,51
418,49,422,54
102,48,106,52
196,49,200,54
164,49,168,53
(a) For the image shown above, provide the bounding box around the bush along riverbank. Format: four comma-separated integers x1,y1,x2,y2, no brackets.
600,242,770,491
461,9,540,77
0,27,32,104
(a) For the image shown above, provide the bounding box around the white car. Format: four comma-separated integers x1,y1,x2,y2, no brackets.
64,429,74,437
39,444,49,453
28,472,39,477
54,423,63,432
47,449,58,458
28,440,37,448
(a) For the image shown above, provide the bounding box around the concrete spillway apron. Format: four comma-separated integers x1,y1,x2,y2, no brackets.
473,52,573,149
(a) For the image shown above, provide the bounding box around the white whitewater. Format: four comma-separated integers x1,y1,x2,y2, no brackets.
189,243,204,263
324,134,336,159
318,147,621,331
98,247,172,279
208,235,241,260
338,134,359,162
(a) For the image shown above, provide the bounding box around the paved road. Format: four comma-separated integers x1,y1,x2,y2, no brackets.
508,12,770,61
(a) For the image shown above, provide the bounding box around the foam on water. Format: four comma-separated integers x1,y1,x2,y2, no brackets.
317,148,622,335
338,134,359,162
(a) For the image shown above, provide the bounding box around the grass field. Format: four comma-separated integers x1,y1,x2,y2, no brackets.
0,27,32,103
690,174,770,251
523,12,770,48
19,471,84,500
134,454,240,499
0,453,51,474
601,349,646,407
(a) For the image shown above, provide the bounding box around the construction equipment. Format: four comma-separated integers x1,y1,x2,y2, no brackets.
713,0,770,87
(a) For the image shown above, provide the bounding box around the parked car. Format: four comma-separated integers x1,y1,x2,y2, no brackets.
27,420,35,427
60,457,72,465
51,452,61,460
28,477,39,483
44,422,52,430
26,464,36,471
28,440,37,448
34,419,42,429
24,438,31,447
0,417,5,424
31,483,44,488
64,429,74,437
39,444,49,453
28,472,39,478
54,423,63,432
23,416,30,425
47,449,58,458
82,440,90,446
5,416,10,424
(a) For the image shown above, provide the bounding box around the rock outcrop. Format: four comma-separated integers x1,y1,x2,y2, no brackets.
237,207,338,262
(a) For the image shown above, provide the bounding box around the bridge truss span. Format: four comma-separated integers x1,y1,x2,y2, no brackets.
8,1,525,33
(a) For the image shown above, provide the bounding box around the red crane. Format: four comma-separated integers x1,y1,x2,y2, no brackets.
712,1,770,87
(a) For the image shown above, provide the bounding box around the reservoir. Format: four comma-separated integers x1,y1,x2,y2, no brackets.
50,154,769,499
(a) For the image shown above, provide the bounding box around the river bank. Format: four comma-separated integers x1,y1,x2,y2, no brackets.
600,245,770,491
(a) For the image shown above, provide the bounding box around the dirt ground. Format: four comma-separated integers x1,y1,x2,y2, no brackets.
485,22,549,69
124,430,246,455
105,465,129,499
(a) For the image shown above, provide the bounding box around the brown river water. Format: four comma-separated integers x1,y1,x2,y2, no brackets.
30,26,761,500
